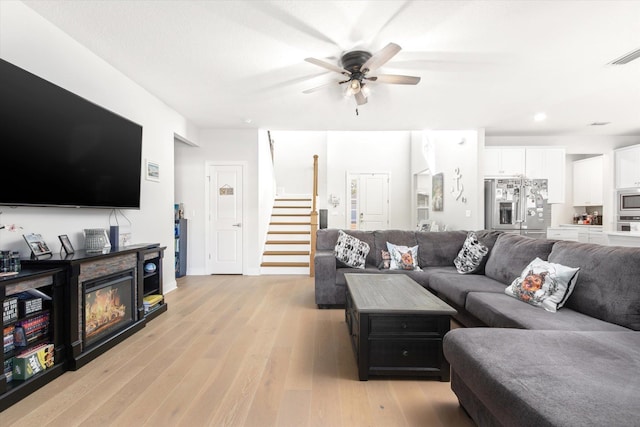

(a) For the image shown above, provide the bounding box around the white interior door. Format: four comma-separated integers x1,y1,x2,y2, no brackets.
348,173,389,230
208,164,243,274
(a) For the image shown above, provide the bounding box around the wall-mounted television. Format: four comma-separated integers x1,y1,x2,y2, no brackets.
0,58,143,209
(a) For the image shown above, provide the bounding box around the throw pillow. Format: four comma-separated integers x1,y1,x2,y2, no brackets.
505,257,580,312
378,250,391,269
386,242,421,271
334,230,370,269
454,231,489,274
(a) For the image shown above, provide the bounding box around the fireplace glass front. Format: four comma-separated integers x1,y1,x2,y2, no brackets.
83,271,135,349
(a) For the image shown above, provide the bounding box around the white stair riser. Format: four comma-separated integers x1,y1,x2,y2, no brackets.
270,216,310,223
269,224,311,232
262,255,310,263
264,243,310,251
267,234,309,241
260,267,310,275
272,208,311,215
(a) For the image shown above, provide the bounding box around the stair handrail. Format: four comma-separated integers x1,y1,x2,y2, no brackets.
310,154,319,277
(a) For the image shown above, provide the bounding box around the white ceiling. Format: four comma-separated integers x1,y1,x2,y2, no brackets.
22,0,640,136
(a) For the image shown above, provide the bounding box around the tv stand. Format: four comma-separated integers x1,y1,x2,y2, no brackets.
1,244,168,409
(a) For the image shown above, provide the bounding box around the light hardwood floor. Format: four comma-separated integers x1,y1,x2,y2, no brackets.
1,275,474,427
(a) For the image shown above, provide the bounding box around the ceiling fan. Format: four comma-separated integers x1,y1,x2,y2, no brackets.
303,42,420,106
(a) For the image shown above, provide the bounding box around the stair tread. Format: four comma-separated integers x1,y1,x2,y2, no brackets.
261,262,310,267
269,222,311,225
275,198,312,201
263,250,310,255
265,240,310,245
273,206,311,209
271,214,310,217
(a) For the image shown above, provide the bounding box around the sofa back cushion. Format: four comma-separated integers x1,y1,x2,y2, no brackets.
549,241,640,330
316,229,377,266
416,230,468,267
484,233,556,285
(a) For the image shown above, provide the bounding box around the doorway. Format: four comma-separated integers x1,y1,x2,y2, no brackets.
347,173,390,230
207,163,244,274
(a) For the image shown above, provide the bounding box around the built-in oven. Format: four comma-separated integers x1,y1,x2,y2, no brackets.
617,190,640,231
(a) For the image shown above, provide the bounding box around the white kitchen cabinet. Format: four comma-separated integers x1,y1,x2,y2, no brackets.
484,147,526,176
615,144,640,189
525,148,565,203
546,227,579,241
573,156,603,206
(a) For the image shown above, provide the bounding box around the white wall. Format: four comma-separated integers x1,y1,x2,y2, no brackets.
326,131,412,229
411,130,484,231
174,129,264,275
272,131,328,196
0,1,198,292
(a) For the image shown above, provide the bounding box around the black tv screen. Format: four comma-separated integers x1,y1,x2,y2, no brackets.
0,59,143,209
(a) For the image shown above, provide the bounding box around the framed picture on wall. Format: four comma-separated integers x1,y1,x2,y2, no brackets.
432,173,444,211
146,159,160,182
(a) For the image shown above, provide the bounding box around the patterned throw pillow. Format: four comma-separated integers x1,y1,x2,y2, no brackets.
378,250,391,269
334,230,370,269
505,257,580,312
454,231,489,274
386,242,421,271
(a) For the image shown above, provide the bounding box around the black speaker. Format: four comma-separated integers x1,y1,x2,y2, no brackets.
319,209,328,229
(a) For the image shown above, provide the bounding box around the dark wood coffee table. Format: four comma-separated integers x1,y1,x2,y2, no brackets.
344,273,457,381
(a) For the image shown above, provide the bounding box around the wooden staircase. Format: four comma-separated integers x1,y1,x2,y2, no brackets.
260,197,312,275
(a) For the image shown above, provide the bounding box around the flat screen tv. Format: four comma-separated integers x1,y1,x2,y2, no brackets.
0,58,143,209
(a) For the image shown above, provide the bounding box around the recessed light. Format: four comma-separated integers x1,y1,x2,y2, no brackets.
534,113,547,122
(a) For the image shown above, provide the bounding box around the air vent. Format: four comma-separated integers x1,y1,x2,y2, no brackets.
590,122,611,126
608,48,640,65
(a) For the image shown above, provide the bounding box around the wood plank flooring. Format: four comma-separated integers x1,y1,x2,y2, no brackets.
0,275,474,427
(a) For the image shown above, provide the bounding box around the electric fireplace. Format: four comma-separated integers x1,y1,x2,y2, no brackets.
82,271,135,349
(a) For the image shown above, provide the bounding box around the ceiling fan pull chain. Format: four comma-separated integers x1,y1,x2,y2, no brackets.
356,108,359,116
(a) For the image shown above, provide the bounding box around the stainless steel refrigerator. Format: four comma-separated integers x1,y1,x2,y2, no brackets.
484,178,550,239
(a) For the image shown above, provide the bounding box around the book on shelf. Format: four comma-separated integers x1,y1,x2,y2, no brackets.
13,343,54,380
143,294,163,313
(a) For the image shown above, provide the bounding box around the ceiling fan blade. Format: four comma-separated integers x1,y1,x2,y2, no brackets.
354,91,368,105
302,82,337,94
305,58,351,75
361,42,402,72
367,74,421,85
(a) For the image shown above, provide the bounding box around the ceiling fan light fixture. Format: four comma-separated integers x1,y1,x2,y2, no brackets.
350,79,361,94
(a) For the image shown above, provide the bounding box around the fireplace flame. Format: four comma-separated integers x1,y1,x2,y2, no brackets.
85,288,126,337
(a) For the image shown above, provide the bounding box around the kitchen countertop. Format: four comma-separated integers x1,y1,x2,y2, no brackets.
557,224,603,229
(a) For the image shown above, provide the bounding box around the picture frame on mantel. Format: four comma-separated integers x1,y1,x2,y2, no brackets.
146,159,160,182
23,233,52,258
58,234,75,254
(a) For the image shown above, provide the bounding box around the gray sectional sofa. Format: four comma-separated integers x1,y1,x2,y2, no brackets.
314,229,640,427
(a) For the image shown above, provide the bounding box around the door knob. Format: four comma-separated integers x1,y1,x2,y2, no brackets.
232,223,242,227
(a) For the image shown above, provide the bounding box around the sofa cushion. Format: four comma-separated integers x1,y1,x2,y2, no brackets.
317,229,377,266
429,273,507,307
415,230,468,267
334,230,370,269
374,230,417,266
387,242,421,271
504,257,580,312
548,241,640,331
484,233,556,285
465,292,631,331
444,329,640,427
454,231,490,274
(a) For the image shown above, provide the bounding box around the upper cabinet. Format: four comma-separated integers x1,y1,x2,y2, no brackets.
484,147,526,176
484,146,565,203
525,148,566,203
615,144,640,189
573,156,603,206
